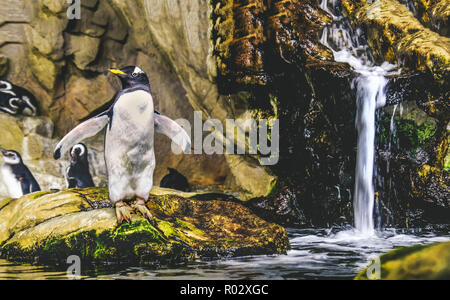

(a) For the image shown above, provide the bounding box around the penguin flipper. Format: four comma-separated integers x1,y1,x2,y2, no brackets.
54,115,110,160
154,113,191,154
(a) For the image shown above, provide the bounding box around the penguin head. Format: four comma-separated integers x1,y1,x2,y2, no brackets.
0,81,39,116
0,148,22,165
70,143,88,165
110,66,149,88
9,96,39,116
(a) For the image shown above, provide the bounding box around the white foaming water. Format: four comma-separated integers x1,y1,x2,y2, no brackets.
319,0,399,235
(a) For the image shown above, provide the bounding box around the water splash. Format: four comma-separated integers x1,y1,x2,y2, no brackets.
319,0,399,235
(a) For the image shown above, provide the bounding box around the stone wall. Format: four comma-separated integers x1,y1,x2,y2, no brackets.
0,0,234,196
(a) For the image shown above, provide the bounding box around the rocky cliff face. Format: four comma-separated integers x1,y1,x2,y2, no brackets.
0,0,448,228
0,0,231,193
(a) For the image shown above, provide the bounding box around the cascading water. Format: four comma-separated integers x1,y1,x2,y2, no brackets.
319,0,399,235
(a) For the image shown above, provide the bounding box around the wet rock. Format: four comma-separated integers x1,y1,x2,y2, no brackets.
375,102,449,228
402,0,450,36
341,0,449,84
245,186,307,226
356,241,450,280
0,187,289,265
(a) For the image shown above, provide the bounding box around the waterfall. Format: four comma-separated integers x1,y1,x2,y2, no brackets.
319,0,398,235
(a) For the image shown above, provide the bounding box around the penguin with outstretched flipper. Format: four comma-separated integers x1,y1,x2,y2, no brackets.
54,66,191,224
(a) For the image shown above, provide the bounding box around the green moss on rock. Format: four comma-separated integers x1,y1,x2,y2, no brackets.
0,187,289,265
356,241,450,280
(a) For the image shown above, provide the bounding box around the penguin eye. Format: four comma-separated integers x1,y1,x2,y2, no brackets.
132,72,138,78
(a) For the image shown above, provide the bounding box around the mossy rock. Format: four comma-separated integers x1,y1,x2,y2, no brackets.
342,0,450,86
356,241,450,280
0,187,289,266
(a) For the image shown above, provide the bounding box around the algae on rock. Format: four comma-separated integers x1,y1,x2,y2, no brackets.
0,187,289,265
356,241,450,280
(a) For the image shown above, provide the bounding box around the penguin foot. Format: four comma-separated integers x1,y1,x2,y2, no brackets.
115,201,133,225
132,198,154,222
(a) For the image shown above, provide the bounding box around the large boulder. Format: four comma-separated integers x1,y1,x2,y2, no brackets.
0,187,289,265
356,241,450,280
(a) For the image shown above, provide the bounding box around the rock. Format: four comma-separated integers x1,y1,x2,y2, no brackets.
26,16,68,60
0,187,289,265
81,0,99,9
225,155,278,201
245,186,307,226
27,50,60,92
0,113,24,151
0,55,8,77
375,101,449,228
70,7,107,38
54,73,116,135
355,241,450,280
66,34,101,70
42,0,68,14
341,0,450,83
404,0,450,36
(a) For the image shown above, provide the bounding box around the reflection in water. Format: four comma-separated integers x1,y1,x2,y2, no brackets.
1,229,449,280
0,260,68,280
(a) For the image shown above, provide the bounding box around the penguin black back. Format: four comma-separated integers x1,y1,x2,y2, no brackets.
0,148,40,197
66,143,95,189
160,168,190,192
0,80,39,116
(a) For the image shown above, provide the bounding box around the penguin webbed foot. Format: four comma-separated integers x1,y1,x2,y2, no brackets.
132,198,154,223
115,201,133,225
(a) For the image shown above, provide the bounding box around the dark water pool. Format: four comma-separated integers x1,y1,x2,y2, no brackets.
1,228,448,280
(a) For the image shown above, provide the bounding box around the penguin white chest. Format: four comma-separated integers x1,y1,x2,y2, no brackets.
1,166,23,198
113,90,154,129
105,89,156,203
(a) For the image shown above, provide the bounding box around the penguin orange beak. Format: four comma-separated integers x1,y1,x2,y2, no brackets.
0,148,6,155
110,69,127,76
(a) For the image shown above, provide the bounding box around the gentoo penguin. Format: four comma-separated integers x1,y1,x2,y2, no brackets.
0,148,41,198
0,80,39,116
54,66,191,224
66,143,95,189
160,168,190,192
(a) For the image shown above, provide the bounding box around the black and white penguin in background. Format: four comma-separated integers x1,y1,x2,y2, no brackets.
66,143,95,189
0,147,41,198
160,168,190,192
54,66,191,224
0,80,39,116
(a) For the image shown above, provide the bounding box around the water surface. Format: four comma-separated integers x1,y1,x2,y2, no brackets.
1,228,448,280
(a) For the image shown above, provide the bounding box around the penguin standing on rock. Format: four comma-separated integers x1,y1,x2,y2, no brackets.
66,143,95,189
0,80,39,116
0,148,41,198
54,66,191,224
